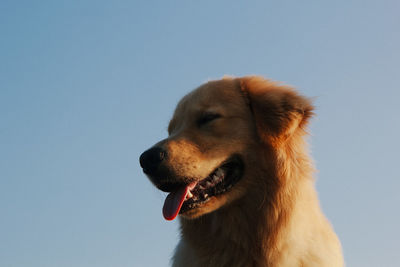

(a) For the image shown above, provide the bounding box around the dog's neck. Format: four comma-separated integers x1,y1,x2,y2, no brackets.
178,137,319,266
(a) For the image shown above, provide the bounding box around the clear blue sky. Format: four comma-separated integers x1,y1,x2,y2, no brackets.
1,1,399,266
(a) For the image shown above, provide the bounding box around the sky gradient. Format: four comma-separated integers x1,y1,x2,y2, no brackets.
1,1,400,266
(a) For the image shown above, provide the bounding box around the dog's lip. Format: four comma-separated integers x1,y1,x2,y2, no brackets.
158,157,239,193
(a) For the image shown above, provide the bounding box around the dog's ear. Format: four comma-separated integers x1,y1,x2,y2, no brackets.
239,76,314,144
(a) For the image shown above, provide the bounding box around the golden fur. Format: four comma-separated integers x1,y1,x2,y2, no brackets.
143,76,343,266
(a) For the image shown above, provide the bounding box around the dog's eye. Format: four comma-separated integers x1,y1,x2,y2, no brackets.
197,113,221,126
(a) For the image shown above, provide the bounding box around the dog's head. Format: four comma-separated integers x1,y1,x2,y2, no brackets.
140,76,313,220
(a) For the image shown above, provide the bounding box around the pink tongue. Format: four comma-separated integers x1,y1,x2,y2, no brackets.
162,182,197,221
163,186,189,221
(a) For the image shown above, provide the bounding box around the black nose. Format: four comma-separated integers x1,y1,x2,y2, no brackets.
139,147,167,175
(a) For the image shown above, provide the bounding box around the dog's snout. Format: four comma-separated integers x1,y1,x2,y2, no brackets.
139,147,167,174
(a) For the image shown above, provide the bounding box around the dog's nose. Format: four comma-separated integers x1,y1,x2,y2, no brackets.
139,147,168,175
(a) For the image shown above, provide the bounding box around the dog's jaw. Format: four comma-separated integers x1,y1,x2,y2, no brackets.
161,155,245,220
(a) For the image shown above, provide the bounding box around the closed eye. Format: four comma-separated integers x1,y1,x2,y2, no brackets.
197,113,221,126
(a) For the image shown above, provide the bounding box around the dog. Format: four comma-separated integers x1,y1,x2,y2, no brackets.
140,76,343,267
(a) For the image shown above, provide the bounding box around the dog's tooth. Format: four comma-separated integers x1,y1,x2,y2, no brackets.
213,176,219,182
203,193,208,198
187,191,193,198
216,168,224,177
206,181,213,187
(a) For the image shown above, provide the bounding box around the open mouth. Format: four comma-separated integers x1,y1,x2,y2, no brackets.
162,155,244,220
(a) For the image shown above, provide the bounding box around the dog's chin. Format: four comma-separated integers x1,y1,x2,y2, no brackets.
179,196,219,219
179,192,240,219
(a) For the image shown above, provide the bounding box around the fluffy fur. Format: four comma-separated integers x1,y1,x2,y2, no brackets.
142,76,343,267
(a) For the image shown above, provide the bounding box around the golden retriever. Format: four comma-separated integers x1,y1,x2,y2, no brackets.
140,76,343,267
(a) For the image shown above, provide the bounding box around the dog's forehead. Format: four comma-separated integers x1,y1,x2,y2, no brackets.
176,79,242,113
